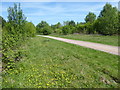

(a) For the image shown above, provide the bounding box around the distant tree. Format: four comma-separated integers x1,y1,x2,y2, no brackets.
0,16,6,27
63,20,76,26
95,3,118,35
63,21,70,26
62,26,70,35
76,24,86,33
68,20,75,26
85,12,96,23
36,21,49,29
36,21,52,35
85,22,94,34
42,26,52,35
56,22,62,28
51,22,62,34
36,21,49,34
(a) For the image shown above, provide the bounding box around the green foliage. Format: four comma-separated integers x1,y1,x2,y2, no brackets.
53,21,76,35
24,22,36,37
36,21,52,35
62,26,69,35
68,20,76,26
75,23,95,34
75,24,85,33
42,26,52,35
85,22,95,34
51,22,62,34
35,3,118,36
0,16,6,27
2,3,36,69
85,12,96,23
95,3,118,35
63,20,75,26
62,25,75,35
55,29,63,34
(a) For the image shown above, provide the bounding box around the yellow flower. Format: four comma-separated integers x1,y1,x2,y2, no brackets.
47,83,49,86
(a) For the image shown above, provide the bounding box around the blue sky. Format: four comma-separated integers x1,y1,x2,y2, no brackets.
1,2,118,26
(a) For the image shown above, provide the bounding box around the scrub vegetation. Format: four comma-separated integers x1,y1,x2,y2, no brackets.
2,36,119,88
1,2,119,88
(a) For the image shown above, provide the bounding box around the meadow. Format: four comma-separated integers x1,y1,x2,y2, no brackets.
2,36,119,88
51,34,119,46
1,2,119,89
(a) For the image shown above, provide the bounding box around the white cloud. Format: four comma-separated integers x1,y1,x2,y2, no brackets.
1,1,118,25
22,2,104,17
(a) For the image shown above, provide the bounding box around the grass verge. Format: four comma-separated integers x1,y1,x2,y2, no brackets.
51,34,119,46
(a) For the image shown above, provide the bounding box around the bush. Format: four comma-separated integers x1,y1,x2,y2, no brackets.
24,22,36,37
36,21,52,35
62,26,70,35
76,24,85,33
2,3,36,69
42,26,52,35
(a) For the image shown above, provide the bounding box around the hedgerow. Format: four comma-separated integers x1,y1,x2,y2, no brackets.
2,3,36,69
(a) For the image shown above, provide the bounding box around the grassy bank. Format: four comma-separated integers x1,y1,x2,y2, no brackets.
2,36,118,88
51,34,119,46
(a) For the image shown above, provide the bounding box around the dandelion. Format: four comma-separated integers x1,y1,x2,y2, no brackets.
47,83,49,86
44,72,46,74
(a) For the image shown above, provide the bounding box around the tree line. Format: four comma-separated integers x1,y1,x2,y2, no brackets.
36,3,119,35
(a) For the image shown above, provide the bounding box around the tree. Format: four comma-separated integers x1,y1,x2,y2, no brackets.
42,26,52,35
56,22,62,28
76,24,85,33
51,22,62,33
0,16,6,27
85,22,94,34
7,3,26,26
36,21,52,35
2,3,28,68
95,3,118,35
24,22,36,37
68,20,75,26
36,21,49,34
63,20,76,26
85,12,96,23
63,21,70,26
62,26,70,35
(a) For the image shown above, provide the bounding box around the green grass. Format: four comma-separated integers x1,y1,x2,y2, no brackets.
51,34,119,46
2,36,119,88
